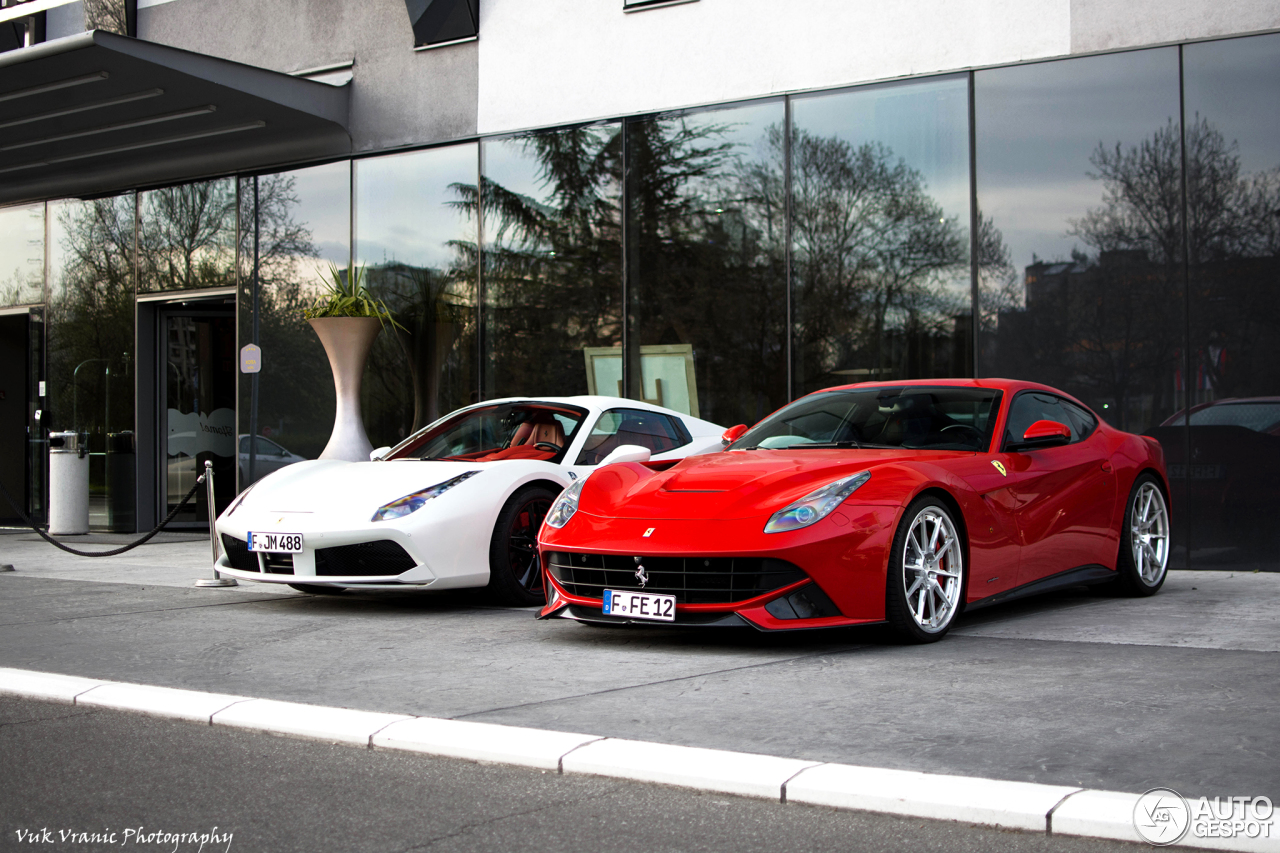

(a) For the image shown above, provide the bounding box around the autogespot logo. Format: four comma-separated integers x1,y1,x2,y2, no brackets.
1133,788,1276,845
1134,788,1190,845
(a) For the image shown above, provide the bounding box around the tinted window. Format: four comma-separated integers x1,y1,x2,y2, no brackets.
577,409,689,465
735,387,1000,452
1058,399,1098,439
1186,402,1280,432
391,404,585,461
1004,392,1080,448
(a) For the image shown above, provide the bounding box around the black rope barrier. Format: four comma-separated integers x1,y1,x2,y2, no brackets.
0,473,207,558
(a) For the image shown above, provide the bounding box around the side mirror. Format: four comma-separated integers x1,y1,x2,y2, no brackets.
369,446,391,461
721,424,749,446
1016,420,1072,449
598,444,651,466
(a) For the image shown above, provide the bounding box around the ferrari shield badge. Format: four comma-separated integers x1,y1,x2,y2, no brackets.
991,460,1007,477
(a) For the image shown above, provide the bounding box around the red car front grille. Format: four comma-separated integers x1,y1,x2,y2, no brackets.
545,551,806,604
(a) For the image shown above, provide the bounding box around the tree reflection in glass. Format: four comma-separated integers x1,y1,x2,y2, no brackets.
791,77,972,397
356,144,478,444
1174,34,1280,566
237,166,340,477
138,179,238,292
478,126,622,402
0,203,44,307
47,196,136,530
627,103,786,426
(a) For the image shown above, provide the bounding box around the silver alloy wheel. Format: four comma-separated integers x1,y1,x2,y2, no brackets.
1130,481,1170,586
902,506,963,633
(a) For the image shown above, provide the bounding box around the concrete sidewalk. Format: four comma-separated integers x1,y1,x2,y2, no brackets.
0,528,293,592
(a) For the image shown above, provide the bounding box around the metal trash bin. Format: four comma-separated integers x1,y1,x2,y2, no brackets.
107,431,135,532
49,430,89,535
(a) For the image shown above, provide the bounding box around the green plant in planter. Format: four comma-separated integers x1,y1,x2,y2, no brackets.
304,263,405,331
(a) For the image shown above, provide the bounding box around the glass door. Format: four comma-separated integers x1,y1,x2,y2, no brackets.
161,311,236,525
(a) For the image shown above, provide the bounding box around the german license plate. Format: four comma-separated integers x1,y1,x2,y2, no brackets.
248,531,303,553
603,589,675,621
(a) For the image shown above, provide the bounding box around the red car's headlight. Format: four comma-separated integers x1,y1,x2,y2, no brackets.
764,470,871,533
544,478,585,529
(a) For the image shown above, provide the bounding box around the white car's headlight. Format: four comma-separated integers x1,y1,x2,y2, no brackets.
371,471,479,522
764,471,871,533
224,482,258,518
544,478,585,529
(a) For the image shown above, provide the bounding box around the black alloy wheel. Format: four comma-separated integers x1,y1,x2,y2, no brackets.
487,486,557,606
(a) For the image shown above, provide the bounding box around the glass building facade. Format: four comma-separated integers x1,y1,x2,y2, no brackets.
1,32,1277,571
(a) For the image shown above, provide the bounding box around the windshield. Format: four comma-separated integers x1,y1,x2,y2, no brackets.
387,403,586,462
1187,402,1280,432
732,386,1002,452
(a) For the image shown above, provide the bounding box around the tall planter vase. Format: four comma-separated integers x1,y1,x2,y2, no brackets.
308,316,382,462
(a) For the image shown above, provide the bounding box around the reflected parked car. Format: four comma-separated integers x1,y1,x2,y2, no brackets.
1147,397,1280,556
240,434,307,486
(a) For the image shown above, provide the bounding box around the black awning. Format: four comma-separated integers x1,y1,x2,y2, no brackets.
0,30,350,205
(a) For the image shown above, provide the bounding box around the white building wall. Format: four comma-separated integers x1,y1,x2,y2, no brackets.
477,0,1071,134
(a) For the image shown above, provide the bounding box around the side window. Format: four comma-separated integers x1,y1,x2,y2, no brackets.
1004,393,1071,448
1059,399,1098,440
576,409,690,465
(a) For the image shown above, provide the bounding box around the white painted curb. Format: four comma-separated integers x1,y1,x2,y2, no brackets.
2,667,1275,853
77,683,249,723
212,698,413,746
1051,790,1145,842
562,738,819,800
784,762,1080,832
1052,790,1280,853
0,666,108,702
374,717,600,771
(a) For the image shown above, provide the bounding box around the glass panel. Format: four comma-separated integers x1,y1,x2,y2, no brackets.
975,49,1185,563
0,203,44,307
575,408,688,465
28,308,46,525
356,144,479,446
387,401,586,463
791,75,972,395
627,102,785,426
482,126,622,401
47,196,137,531
164,313,236,522
1181,34,1280,568
238,164,349,487
733,386,1000,452
138,178,237,292
83,0,130,34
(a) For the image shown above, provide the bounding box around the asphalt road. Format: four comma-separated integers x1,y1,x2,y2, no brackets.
0,563,1275,800
0,695,1146,853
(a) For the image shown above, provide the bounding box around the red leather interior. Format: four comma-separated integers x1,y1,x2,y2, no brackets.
475,416,565,462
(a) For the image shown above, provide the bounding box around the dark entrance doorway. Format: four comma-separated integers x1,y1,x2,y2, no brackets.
0,313,28,525
159,308,236,527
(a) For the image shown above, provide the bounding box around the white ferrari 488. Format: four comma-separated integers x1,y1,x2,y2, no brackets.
213,397,724,604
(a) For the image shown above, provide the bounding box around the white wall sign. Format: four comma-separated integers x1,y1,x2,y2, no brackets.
239,343,262,374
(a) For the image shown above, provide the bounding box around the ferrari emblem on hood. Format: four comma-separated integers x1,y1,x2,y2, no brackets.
991,460,1007,477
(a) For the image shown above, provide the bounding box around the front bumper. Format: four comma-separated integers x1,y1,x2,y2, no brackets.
536,505,902,628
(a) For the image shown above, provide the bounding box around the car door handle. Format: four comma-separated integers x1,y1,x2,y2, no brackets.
1101,461,1113,473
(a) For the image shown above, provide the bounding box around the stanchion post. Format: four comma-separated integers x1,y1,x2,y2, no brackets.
195,460,237,588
